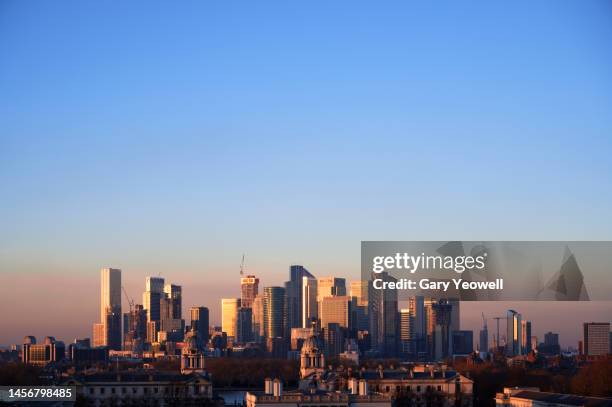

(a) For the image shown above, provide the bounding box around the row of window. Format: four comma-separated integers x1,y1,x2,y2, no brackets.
375,384,444,393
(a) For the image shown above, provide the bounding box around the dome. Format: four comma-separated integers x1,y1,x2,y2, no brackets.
183,329,200,354
301,334,321,353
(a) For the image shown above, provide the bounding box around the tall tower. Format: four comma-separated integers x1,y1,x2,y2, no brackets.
302,276,318,328
285,266,315,334
368,272,398,357
506,310,522,356
221,298,240,339
164,284,182,320
240,275,259,308
94,268,122,350
190,306,210,345
263,286,285,339
143,277,164,323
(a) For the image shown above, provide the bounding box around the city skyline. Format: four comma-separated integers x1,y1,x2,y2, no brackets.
1,264,610,348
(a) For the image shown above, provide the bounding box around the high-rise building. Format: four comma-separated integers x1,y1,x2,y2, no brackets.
452,330,473,355
399,308,415,356
350,280,368,307
94,268,122,350
521,320,532,353
190,307,210,345
163,284,182,320
143,276,164,323
320,296,351,330
221,298,241,339
263,286,285,339
285,266,315,334
583,322,611,356
479,327,488,353
368,272,398,357
409,296,426,354
317,277,346,303
252,295,265,343
240,275,259,308
302,276,318,328
431,299,453,360
237,307,253,344
123,304,146,352
506,310,522,356
323,322,344,357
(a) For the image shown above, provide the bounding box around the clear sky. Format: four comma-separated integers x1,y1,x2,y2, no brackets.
1,1,612,347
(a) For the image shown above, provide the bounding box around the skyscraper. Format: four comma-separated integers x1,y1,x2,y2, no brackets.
285,265,315,334
221,298,240,339
252,295,264,342
521,320,532,353
506,309,522,356
240,275,259,308
263,286,285,339
349,280,368,307
320,296,351,330
583,322,610,356
190,306,210,345
94,268,122,350
399,308,415,356
368,272,398,357
302,276,318,328
317,277,346,303
123,304,146,352
409,296,426,354
143,277,164,323
237,307,253,344
431,299,453,360
163,284,182,320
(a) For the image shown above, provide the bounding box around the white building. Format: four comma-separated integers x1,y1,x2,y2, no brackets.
495,387,612,406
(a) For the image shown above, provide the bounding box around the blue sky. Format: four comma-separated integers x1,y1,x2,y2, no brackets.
1,1,611,345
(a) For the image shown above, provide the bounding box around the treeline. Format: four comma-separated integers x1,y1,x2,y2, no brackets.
454,356,612,406
205,358,299,388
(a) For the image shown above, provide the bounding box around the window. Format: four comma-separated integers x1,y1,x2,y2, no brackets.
111,388,116,394
132,388,137,394
100,388,105,394
144,388,149,394
437,385,442,392
122,388,126,394
417,386,421,392
154,387,159,394
89,388,94,395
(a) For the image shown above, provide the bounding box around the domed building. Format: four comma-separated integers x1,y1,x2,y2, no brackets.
181,328,206,374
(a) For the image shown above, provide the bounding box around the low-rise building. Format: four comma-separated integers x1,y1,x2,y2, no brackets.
495,387,612,406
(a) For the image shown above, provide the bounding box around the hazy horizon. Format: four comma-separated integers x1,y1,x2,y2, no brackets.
1,264,610,348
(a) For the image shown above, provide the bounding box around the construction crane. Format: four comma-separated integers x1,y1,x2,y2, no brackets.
240,254,245,275
122,286,134,313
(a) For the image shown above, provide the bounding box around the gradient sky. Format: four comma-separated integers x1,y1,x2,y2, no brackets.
1,1,612,347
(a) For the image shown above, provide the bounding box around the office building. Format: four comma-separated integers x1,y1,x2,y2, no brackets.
452,330,473,355
317,277,346,303
93,268,122,350
237,307,253,344
320,295,351,330
583,322,611,356
123,304,146,352
22,336,65,365
506,310,522,356
521,320,532,353
240,275,259,308
350,280,368,307
164,283,182,320
143,276,164,323
221,298,241,339
264,286,286,339
323,322,344,357
285,265,315,334
399,308,415,356
409,296,427,355
368,272,398,357
252,295,265,343
190,306,210,345
479,327,488,353
302,276,318,328
431,300,453,360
